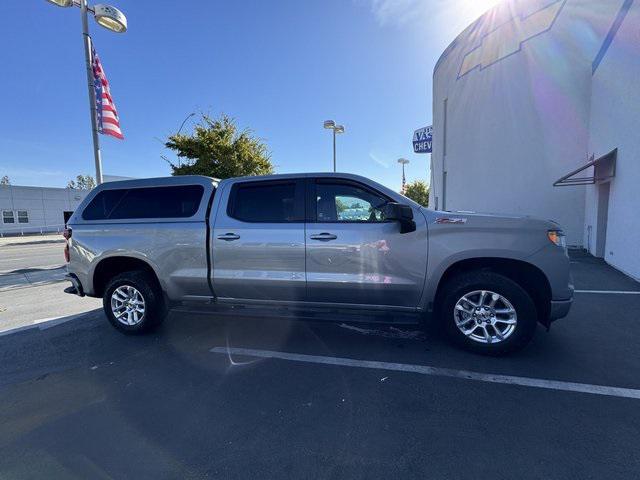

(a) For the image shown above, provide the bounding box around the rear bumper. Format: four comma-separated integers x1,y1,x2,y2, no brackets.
64,273,85,297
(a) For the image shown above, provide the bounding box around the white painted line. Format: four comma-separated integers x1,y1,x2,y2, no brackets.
0,311,100,337
0,323,40,337
210,346,640,400
574,290,640,295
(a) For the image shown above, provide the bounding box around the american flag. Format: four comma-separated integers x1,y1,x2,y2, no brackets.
92,45,123,140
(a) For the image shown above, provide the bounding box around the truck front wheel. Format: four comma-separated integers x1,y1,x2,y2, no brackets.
103,271,167,334
440,271,537,355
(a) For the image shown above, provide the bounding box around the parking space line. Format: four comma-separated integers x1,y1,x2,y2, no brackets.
211,346,640,400
0,311,100,337
574,290,640,294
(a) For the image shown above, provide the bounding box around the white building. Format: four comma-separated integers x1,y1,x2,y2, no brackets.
430,0,639,280
0,185,89,236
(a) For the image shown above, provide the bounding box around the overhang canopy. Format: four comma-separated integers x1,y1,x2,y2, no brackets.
554,148,617,187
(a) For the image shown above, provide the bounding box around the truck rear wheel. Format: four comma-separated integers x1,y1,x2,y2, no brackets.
103,271,167,334
440,271,537,355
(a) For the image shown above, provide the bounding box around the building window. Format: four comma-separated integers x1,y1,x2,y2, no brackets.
17,211,29,224
2,211,15,224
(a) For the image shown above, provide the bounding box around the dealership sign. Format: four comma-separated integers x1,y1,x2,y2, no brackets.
413,126,432,153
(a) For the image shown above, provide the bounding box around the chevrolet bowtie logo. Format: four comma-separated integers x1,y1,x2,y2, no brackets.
458,0,565,78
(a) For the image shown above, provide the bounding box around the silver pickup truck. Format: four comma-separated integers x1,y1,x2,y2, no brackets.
64,173,573,355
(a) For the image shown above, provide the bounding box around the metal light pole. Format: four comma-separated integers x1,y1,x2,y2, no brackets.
324,120,345,172
176,112,195,168
177,112,196,135
398,158,410,193
80,0,103,184
45,0,128,185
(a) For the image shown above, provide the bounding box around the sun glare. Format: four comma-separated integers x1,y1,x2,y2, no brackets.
432,0,503,43
459,0,503,24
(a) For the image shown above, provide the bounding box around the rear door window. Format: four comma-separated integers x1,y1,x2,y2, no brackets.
227,181,303,223
82,185,204,220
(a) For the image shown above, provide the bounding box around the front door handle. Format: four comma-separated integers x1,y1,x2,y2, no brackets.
310,233,337,241
217,233,240,241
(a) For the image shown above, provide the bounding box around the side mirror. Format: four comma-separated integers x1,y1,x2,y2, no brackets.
382,202,416,234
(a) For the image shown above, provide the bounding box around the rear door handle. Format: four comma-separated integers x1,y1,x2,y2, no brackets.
310,233,337,241
217,233,240,241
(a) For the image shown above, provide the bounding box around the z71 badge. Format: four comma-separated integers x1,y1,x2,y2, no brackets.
435,217,467,224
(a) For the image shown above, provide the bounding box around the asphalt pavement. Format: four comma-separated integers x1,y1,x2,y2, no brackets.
0,235,65,273
0,238,95,332
0,250,639,479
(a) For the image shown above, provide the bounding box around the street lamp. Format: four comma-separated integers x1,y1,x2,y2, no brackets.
93,4,127,32
324,120,345,172
177,112,196,135
176,112,195,167
45,0,128,185
398,158,410,193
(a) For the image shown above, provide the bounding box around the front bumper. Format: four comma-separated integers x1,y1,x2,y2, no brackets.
550,297,573,321
549,279,574,321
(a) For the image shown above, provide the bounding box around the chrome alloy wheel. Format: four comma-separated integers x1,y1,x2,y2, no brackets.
111,285,146,326
453,290,517,344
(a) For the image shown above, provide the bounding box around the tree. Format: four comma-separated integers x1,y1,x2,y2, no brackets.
165,114,274,179
67,175,96,190
336,198,348,213
403,180,429,207
0,176,9,186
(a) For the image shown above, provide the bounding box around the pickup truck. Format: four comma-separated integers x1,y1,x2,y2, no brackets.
64,173,573,355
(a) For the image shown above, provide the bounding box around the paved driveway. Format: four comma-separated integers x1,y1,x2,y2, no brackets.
0,252,639,479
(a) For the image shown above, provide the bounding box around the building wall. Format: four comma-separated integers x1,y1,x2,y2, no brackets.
585,0,640,279
430,0,630,246
0,185,89,235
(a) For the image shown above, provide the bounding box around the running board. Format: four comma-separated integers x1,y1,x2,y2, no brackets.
172,302,422,325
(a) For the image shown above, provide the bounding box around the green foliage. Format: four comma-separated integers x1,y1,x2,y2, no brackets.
0,175,10,186
403,180,429,207
165,114,274,179
67,175,96,190
336,198,348,213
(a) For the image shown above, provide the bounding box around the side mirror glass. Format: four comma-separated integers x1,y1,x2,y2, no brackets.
382,202,416,234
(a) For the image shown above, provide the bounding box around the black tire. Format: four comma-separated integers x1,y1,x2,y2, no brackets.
439,271,537,355
103,270,167,334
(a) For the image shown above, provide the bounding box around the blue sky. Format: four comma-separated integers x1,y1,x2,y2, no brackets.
0,0,496,190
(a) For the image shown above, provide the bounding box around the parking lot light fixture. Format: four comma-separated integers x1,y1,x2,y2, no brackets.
323,120,345,172
46,0,74,6
44,0,128,184
398,158,410,193
93,4,128,33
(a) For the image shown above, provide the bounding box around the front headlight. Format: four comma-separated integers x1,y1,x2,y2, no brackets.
547,230,567,249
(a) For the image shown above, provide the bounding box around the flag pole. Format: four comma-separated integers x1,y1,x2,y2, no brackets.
80,0,104,185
